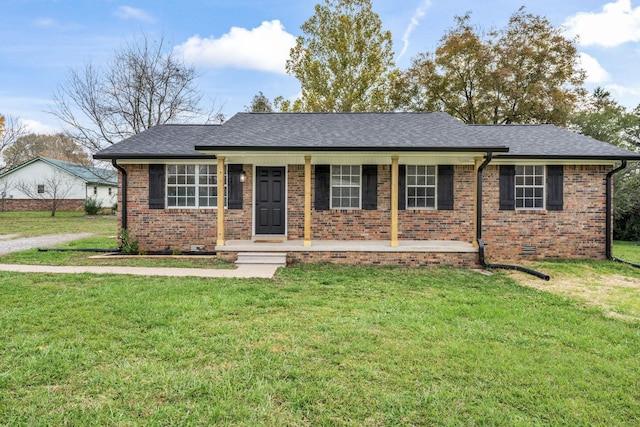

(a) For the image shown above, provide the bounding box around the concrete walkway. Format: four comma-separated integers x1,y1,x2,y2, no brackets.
0,263,280,278
0,233,281,278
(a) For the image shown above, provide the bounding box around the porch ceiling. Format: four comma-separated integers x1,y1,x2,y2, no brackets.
212,151,483,166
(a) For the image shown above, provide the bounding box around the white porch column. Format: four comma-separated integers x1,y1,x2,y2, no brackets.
304,155,312,247
391,155,399,247
216,156,225,246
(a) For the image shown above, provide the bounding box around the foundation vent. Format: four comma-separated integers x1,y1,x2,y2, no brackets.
522,245,537,255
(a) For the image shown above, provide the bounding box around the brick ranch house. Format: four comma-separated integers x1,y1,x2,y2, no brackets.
94,112,640,267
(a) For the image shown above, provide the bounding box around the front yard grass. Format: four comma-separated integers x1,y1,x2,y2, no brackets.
0,211,116,238
614,240,640,264
1,264,638,425
0,212,233,269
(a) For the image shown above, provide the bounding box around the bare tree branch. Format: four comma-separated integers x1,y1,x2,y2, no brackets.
49,34,222,152
15,171,77,216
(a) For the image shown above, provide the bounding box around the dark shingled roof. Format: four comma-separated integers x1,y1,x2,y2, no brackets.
94,124,221,159
94,112,640,160
466,124,639,159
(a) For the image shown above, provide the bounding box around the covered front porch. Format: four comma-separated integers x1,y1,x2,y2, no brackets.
215,239,480,267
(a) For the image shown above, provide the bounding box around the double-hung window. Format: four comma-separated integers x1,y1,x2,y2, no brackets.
331,165,360,209
406,165,437,209
515,165,544,209
166,164,224,208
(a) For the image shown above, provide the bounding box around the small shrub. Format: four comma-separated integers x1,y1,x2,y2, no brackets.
83,197,102,215
120,228,139,255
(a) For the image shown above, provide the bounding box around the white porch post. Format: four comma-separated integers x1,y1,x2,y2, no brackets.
216,156,225,246
391,155,399,247
304,155,312,247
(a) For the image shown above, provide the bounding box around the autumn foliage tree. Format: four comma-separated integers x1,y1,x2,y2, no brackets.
284,0,400,112
2,133,89,170
0,114,27,170
402,8,586,125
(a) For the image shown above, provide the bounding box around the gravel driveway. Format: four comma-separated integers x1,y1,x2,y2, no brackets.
0,233,94,255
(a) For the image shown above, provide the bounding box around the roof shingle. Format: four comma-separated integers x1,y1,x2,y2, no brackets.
94,112,640,160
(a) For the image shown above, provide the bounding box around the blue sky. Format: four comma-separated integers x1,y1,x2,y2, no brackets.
2,0,640,134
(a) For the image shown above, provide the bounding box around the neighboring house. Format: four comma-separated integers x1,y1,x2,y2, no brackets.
0,157,118,211
94,112,640,266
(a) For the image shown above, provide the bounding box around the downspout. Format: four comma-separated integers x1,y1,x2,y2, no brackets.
111,159,127,231
476,152,550,281
605,160,640,268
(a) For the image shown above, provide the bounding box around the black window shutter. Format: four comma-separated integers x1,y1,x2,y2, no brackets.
315,165,330,210
227,164,243,209
437,165,454,210
362,165,377,210
149,164,165,209
499,165,516,210
547,165,563,211
398,165,406,210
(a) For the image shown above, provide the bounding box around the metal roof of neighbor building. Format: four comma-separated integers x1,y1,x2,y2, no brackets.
0,157,117,185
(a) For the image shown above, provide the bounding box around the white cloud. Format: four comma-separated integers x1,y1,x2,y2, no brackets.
174,20,296,74
398,0,432,60
578,53,611,83
114,6,154,23
563,0,640,47
20,119,60,135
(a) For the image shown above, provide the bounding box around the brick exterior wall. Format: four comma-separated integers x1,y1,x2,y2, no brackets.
119,162,612,264
481,164,609,261
118,164,253,253
0,198,84,212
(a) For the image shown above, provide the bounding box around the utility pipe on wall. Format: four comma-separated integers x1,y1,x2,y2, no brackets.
475,152,550,281
111,159,127,231
606,160,627,259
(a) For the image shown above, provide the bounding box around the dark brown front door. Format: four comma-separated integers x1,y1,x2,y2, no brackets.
255,167,286,235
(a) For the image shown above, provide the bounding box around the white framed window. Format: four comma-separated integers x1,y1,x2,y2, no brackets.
37,184,44,194
331,165,360,209
515,165,545,209
407,165,436,209
93,186,98,195
166,164,226,208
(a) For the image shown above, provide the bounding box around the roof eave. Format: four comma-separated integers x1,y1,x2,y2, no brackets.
194,145,510,153
495,154,640,161
93,154,218,160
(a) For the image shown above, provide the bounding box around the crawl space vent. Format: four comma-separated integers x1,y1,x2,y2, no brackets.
521,245,537,255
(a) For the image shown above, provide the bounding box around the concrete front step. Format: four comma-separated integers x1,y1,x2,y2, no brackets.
236,252,287,266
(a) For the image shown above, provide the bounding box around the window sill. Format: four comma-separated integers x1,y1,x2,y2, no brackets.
514,209,548,215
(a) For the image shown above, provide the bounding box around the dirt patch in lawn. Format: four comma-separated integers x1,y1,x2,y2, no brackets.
508,268,640,322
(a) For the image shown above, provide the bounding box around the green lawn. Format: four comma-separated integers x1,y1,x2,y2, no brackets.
614,240,640,264
0,212,233,268
1,264,639,425
0,211,116,238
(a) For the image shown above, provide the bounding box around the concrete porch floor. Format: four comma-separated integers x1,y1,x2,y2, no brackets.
215,239,477,253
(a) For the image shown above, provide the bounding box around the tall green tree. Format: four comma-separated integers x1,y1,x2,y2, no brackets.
402,8,586,125
570,89,640,241
570,88,635,148
284,0,400,112
246,92,274,113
